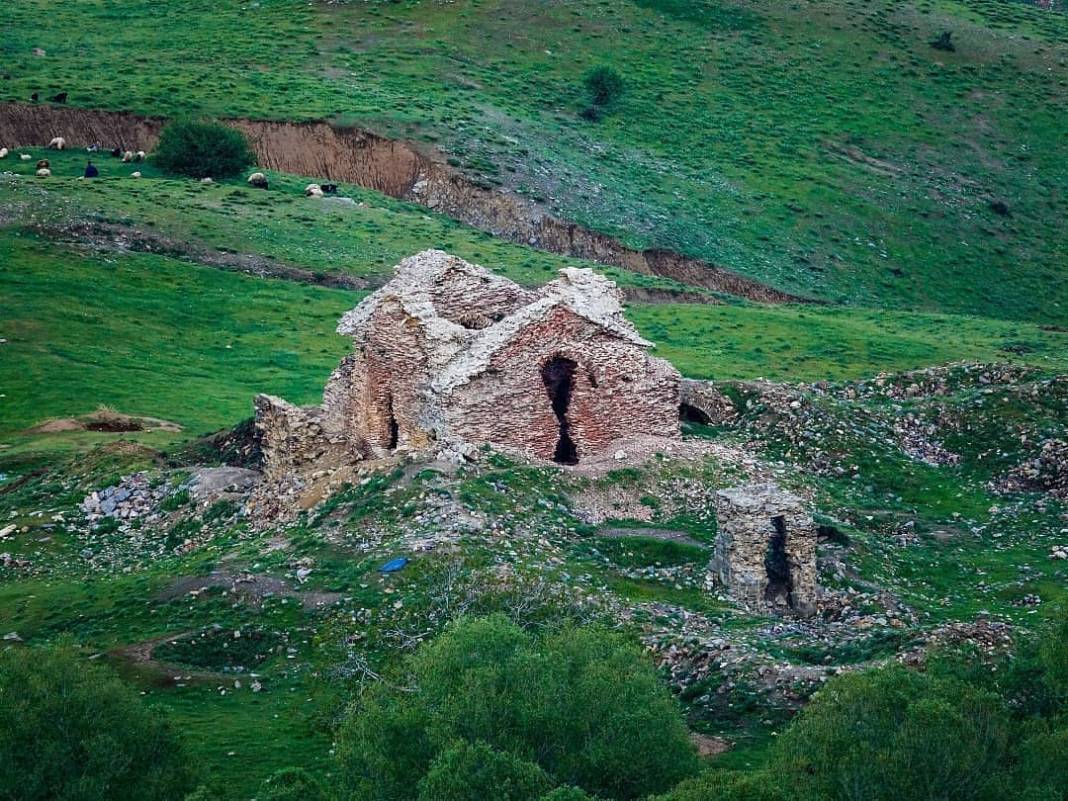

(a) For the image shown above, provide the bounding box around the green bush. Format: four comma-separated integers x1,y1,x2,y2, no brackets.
0,643,195,801
154,119,254,179
652,769,789,801
259,767,327,801
336,615,696,800
417,741,551,801
539,787,598,801
583,66,624,107
771,665,1012,801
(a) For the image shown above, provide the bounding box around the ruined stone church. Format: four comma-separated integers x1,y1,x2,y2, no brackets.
254,251,681,501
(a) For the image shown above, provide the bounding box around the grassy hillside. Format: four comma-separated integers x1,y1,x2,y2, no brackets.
4,0,1066,321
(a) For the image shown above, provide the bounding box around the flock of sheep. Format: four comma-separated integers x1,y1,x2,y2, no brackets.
2,140,339,196
0,137,146,177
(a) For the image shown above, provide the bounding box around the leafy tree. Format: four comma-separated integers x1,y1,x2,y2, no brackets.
259,767,327,801
651,769,789,801
417,741,551,801
771,665,1011,801
539,787,599,801
154,118,254,179
0,643,195,801
336,615,696,800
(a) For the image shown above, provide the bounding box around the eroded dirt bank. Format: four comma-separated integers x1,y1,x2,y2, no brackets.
0,102,806,303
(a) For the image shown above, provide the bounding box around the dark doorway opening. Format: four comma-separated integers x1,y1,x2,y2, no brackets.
764,515,792,605
679,403,712,425
386,396,399,450
541,357,579,465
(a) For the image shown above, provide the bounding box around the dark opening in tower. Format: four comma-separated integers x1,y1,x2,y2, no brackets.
764,515,792,605
541,357,579,465
386,395,399,451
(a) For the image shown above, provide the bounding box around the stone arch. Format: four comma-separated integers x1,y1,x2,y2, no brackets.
679,402,712,424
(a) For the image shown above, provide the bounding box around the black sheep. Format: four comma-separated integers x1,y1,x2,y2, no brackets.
50,92,68,103
321,183,338,194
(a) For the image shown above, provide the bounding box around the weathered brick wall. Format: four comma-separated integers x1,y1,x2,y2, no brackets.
444,306,680,461
426,266,533,329
343,299,438,455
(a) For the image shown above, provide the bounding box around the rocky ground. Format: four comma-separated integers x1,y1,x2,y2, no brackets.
1,362,1065,748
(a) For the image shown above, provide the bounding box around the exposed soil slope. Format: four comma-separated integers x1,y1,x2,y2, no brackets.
0,102,804,303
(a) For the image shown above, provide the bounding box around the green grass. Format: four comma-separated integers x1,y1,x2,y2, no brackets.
4,220,1066,464
0,230,353,442
631,302,1068,381
0,149,697,293
3,0,1066,322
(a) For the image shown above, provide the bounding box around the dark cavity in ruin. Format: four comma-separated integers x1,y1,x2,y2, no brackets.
386,397,399,450
679,402,712,425
764,515,792,603
541,357,579,465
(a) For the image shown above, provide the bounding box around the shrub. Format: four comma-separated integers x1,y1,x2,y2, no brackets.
154,119,254,179
771,665,1012,801
583,66,624,107
652,769,790,801
417,741,551,801
540,787,598,801
259,767,327,801
336,615,696,800
0,642,195,801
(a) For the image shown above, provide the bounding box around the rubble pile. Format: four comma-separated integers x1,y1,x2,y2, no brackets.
997,438,1068,500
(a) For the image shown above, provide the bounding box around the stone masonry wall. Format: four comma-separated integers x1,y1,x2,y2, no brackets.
711,483,817,616
443,306,680,461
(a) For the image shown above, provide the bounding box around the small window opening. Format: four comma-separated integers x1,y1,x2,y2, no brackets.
541,357,579,465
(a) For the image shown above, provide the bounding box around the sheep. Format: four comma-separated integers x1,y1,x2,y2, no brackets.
0,148,8,159
134,150,146,162
50,92,68,103
36,159,50,170
20,154,31,161
247,172,268,189
321,183,338,194
130,171,142,178
200,177,214,184
304,183,324,198
110,147,122,158
121,150,134,163
35,168,50,177
47,136,65,150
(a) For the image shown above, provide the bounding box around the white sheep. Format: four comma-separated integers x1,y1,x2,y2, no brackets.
130,171,142,178
247,172,268,189
0,148,8,159
200,177,214,184
20,154,31,161
304,183,323,198
48,137,66,150
135,150,146,162
35,168,51,177
121,150,134,163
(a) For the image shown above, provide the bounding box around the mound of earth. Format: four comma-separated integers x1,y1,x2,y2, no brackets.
29,408,182,435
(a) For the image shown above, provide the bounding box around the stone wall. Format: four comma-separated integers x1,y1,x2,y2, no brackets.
444,306,679,462
679,379,736,425
710,483,817,616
